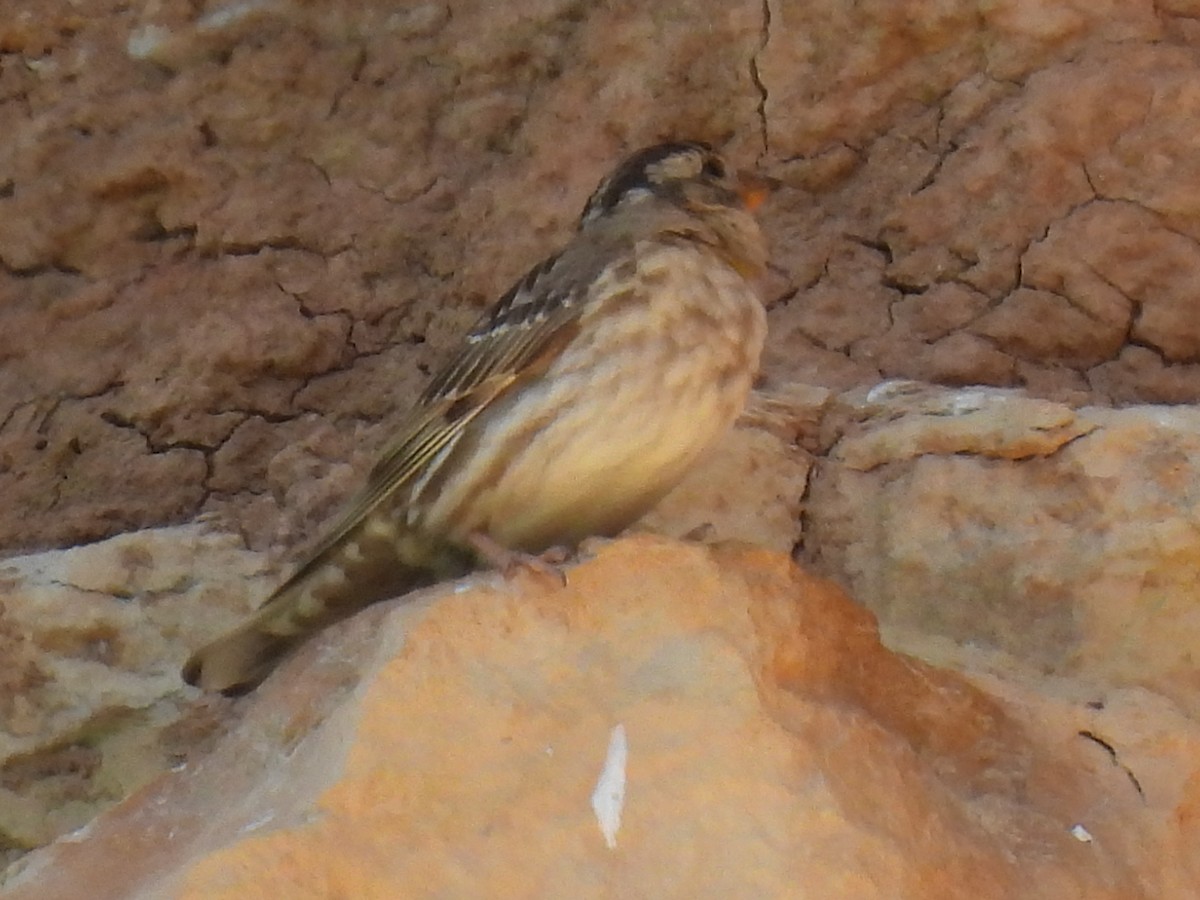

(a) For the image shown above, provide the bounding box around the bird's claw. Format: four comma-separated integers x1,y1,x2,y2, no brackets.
467,532,569,587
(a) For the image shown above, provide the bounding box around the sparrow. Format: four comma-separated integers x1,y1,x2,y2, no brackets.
183,140,774,694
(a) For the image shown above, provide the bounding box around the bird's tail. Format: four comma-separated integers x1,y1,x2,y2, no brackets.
182,517,474,694
181,614,305,696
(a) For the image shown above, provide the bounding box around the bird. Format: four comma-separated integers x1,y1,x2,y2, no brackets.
182,140,774,694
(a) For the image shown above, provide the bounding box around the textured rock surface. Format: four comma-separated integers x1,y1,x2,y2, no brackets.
4,0,1200,554
806,382,1200,718
0,415,810,863
0,526,266,857
5,538,1197,900
5,0,1200,894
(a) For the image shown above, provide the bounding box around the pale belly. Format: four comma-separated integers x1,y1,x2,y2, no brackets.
467,361,747,549
417,246,766,552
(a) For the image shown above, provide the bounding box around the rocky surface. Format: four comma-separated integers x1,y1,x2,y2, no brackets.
4,0,1200,895
4,387,1200,895
3,0,1200,554
5,538,1197,900
0,413,812,867
808,383,1200,719
0,525,267,857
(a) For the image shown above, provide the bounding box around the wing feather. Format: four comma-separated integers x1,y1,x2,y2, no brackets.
277,248,596,579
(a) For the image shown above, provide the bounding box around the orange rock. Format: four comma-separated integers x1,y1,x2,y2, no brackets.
5,537,1193,899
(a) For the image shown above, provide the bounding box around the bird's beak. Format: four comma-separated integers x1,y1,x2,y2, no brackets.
735,172,781,211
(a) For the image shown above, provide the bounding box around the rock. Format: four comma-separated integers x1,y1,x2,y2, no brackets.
5,537,1196,899
0,409,809,861
0,526,266,856
806,383,1200,718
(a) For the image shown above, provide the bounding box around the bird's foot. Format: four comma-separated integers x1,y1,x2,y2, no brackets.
467,532,569,587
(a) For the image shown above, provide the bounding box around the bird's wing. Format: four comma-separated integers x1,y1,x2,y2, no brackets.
286,248,598,573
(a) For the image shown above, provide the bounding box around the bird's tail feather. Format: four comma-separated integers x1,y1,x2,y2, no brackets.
182,518,474,694
181,621,299,697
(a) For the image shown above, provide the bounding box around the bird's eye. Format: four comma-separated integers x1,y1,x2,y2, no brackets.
701,156,726,179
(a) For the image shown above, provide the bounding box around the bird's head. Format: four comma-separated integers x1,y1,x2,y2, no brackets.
581,141,773,222
579,140,774,275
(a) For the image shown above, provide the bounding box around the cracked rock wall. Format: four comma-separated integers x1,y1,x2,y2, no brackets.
4,1,1200,555
1,0,768,554
759,1,1200,403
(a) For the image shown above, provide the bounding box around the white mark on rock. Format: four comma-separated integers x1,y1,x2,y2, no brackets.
240,811,275,835
1070,823,1094,843
590,724,628,850
61,820,96,843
